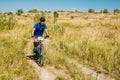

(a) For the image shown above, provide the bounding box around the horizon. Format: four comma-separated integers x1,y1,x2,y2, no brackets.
0,0,120,12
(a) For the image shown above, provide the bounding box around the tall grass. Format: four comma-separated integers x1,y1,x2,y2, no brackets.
45,13,120,79
0,15,16,30
44,38,97,80
0,12,120,80
43,25,97,80
34,12,45,23
0,15,38,80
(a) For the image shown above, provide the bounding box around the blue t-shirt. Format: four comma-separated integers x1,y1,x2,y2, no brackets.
33,23,47,36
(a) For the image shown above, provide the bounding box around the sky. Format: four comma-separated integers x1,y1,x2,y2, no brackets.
0,0,120,12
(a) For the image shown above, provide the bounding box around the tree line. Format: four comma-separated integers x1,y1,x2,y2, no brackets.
88,9,120,13
0,8,120,16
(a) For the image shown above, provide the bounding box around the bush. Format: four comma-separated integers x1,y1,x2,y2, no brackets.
101,9,109,13
88,9,95,13
4,12,14,15
54,11,59,18
114,9,120,13
71,16,74,19
16,9,23,16
57,10,65,12
28,9,39,13
53,11,59,23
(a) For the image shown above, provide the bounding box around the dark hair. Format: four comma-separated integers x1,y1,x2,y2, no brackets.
40,17,46,22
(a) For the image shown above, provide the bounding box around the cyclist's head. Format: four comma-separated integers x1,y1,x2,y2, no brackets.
40,17,46,25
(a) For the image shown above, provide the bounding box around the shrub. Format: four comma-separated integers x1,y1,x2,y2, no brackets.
54,11,59,18
57,10,65,12
114,9,120,13
88,9,95,13
16,9,23,16
53,11,59,23
101,9,109,13
7,12,13,15
71,16,74,19
28,9,39,13
3,12,14,15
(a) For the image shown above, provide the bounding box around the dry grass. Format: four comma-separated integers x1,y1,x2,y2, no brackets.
0,12,120,80
45,12,120,80
0,15,38,80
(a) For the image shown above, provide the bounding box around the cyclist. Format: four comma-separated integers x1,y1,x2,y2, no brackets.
32,17,49,53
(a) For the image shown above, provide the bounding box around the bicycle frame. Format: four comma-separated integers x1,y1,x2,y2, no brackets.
36,36,44,66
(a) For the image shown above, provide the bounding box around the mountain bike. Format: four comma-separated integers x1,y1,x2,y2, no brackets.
34,36,48,66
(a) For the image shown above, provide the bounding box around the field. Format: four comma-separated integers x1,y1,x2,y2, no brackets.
0,11,120,80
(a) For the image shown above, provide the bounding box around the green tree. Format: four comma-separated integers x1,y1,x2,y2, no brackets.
53,11,59,23
54,11,59,18
28,9,39,13
88,9,95,13
114,9,120,13
7,12,13,15
57,10,65,12
102,9,109,13
16,9,23,15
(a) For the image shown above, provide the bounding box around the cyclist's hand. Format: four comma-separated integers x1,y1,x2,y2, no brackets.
31,36,34,38
45,35,49,38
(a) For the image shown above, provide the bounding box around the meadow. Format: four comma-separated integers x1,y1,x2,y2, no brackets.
0,11,120,80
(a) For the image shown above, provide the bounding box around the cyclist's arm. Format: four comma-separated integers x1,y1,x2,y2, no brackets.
32,28,35,37
44,29,49,36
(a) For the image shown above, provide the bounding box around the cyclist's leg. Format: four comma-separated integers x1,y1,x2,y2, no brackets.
33,36,38,53
34,36,38,47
